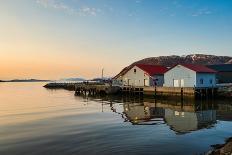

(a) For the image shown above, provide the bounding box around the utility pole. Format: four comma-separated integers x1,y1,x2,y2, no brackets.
101,68,104,81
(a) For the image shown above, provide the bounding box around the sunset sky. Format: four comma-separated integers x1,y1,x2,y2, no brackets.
1,0,232,80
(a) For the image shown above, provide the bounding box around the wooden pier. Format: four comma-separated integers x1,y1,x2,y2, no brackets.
44,82,121,95
75,83,121,96
122,86,218,98
44,82,76,90
75,84,108,95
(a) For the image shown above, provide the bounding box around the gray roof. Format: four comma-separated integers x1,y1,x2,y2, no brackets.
207,64,232,72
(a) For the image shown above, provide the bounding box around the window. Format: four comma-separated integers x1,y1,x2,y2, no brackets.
134,69,136,73
200,78,204,84
210,79,213,84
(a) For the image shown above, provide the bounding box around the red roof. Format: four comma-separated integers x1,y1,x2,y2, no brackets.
113,64,168,79
171,64,217,73
136,64,168,75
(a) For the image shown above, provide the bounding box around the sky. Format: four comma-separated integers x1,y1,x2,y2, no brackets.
1,0,232,80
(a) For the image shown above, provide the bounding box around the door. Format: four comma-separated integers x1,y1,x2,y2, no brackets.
180,79,184,87
127,79,130,86
144,79,149,86
173,79,179,87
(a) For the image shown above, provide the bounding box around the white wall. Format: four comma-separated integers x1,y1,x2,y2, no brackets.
164,65,196,87
121,66,150,86
196,73,216,87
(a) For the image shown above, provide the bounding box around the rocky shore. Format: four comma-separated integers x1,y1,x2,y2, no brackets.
208,137,232,155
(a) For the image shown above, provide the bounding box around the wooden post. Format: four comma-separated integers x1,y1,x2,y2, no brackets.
154,86,157,98
206,88,208,99
181,87,183,102
212,88,214,98
200,89,203,98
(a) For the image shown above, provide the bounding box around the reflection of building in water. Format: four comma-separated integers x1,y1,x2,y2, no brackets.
91,96,231,134
216,103,232,121
123,102,217,133
164,109,216,134
123,103,165,125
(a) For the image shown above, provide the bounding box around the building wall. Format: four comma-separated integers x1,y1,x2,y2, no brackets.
164,65,196,87
150,74,164,86
121,66,150,86
196,73,216,87
216,72,232,83
206,64,232,83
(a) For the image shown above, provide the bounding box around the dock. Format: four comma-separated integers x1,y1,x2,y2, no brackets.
122,86,218,98
44,82,76,90
44,82,221,98
75,83,121,95
44,82,121,95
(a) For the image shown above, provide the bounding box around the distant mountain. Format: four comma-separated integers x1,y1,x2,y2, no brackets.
132,54,232,67
60,78,86,81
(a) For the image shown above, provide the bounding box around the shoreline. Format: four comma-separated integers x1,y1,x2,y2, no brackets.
208,137,232,155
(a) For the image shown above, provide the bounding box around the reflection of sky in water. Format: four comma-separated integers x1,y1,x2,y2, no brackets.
0,82,232,155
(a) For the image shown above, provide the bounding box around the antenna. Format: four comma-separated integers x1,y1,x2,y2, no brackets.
101,68,104,80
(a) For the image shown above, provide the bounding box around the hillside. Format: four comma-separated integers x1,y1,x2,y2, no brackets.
132,54,232,67
114,54,232,78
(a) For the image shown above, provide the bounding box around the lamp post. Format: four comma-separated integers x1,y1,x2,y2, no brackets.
101,68,104,82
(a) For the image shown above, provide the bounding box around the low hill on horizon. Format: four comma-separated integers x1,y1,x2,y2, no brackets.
0,79,50,82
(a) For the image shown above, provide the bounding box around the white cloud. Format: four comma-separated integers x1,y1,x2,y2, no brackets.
79,7,101,16
36,0,100,16
192,8,212,17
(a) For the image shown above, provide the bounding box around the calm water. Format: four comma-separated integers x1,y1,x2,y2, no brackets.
0,82,232,155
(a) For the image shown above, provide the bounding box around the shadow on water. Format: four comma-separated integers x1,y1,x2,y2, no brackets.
77,94,232,135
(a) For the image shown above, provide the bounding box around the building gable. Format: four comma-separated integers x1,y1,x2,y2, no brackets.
164,65,196,87
167,64,217,74
122,66,150,86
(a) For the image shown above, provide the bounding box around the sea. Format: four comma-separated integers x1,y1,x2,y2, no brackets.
0,82,232,155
